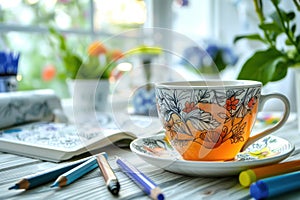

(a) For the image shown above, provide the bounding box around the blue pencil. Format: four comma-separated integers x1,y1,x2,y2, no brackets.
8,156,92,190
250,170,300,199
116,157,164,200
51,157,98,188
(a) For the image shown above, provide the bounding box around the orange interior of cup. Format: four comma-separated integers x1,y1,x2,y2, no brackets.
164,101,259,161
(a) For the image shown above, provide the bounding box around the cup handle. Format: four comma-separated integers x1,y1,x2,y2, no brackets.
242,93,290,151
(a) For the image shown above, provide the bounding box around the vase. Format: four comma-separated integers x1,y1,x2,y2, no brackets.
67,79,110,113
131,83,157,116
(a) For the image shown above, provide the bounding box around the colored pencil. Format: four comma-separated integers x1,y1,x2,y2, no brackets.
250,170,300,199
96,152,120,195
8,156,91,190
239,159,300,187
50,157,97,188
116,157,164,200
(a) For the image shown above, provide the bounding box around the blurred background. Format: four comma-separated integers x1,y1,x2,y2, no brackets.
0,0,298,112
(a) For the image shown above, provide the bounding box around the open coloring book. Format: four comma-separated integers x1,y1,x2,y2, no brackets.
0,113,163,162
0,122,136,162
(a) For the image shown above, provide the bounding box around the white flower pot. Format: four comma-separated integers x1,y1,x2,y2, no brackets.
67,79,110,113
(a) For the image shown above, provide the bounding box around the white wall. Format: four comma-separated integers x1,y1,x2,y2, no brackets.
175,0,298,112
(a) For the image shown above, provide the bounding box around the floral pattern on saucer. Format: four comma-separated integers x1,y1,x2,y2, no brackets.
132,137,182,159
130,134,294,176
236,136,282,161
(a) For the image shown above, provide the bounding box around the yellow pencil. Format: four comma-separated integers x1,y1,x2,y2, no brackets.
239,159,300,187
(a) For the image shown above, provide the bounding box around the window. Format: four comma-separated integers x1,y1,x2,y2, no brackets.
0,0,146,98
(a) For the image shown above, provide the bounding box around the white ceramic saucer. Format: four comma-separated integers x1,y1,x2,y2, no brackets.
130,134,294,176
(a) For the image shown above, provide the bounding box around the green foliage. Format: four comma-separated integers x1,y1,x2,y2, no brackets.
48,28,163,80
234,0,300,85
49,27,117,80
48,27,84,79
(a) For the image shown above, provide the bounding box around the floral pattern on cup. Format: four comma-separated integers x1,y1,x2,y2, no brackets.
156,85,261,161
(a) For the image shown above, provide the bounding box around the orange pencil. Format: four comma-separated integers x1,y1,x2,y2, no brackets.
239,159,300,187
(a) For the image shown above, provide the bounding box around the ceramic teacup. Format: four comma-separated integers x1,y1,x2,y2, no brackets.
155,80,290,161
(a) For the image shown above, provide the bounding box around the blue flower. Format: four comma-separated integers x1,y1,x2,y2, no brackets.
180,42,238,73
206,44,219,58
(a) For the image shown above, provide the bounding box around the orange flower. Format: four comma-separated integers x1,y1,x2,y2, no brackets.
247,96,257,109
182,101,197,113
164,118,177,139
87,41,107,56
110,49,124,61
42,64,56,81
225,96,239,111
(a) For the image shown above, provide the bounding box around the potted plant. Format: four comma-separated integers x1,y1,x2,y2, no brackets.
48,28,124,112
234,0,300,130
49,28,124,80
234,0,300,85
48,28,164,113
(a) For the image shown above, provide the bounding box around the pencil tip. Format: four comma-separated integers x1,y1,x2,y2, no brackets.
157,194,165,200
110,188,119,196
8,185,17,190
50,183,58,188
108,181,120,196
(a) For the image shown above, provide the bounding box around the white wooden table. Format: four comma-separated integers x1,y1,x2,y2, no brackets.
1,116,300,200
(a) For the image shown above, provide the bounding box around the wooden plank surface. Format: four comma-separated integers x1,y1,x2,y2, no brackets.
1,122,300,200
